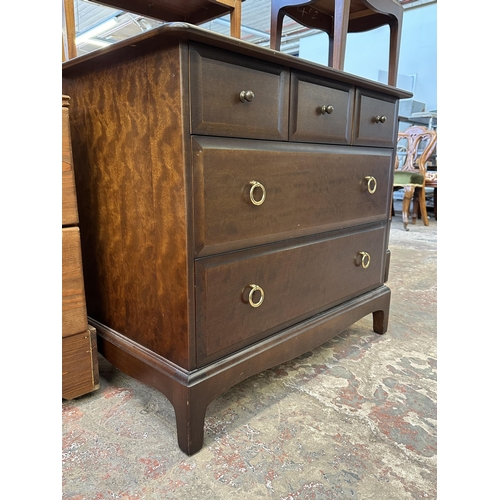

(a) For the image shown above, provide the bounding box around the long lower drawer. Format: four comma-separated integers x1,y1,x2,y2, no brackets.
192,136,393,257
195,224,387,366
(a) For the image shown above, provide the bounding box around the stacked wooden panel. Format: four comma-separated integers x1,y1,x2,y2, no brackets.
62,95,99,400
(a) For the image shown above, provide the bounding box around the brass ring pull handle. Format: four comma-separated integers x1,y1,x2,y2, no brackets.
364,176,377,194
321,105,334,115
248,284,265,308
249,180,266,206
375,115,387,123
240,90,255,103
356,251,371,269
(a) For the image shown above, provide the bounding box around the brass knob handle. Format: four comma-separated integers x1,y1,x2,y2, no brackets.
249,180,266,206
364,176,377,194
375,115,387,123
356,251,371,269
248,284,264,308
240,90,255,103
321,105,334,115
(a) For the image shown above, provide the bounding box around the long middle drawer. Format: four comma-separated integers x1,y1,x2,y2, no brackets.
192,137,393,256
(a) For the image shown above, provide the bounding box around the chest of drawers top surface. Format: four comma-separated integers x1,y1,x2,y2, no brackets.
62,23,410,99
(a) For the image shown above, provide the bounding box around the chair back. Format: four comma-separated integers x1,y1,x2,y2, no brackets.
396,126,437,174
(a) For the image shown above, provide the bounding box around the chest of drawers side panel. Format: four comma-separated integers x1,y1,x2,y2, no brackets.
62,41,196,369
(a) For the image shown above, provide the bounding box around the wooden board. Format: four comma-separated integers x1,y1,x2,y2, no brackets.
62,227,88,337
62,327,100,400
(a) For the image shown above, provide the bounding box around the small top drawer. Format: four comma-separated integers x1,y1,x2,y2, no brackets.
62,95,79,226
289,71,353,145
352,88,398,147
190,43,289,141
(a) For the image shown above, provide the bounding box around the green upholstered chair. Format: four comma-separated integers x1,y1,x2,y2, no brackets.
393,125,437,230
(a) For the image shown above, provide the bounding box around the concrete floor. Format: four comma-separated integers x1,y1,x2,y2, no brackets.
62,212,437,499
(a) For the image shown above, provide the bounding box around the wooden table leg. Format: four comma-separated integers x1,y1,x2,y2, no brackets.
230,0,242,38
215,0,242,38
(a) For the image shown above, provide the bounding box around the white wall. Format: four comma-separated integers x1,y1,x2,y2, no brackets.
299,1,437,111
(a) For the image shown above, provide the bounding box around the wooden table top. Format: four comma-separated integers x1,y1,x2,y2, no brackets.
93,0,241,26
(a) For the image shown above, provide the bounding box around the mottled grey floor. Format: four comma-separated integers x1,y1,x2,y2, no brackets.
62,214,437,499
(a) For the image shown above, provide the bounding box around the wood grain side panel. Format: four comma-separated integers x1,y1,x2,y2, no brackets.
62,227,88,337
146,41,195,369
62,102,79,226
63,41,194,369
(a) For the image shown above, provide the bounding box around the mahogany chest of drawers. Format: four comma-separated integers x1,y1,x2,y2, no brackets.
62,24,411,454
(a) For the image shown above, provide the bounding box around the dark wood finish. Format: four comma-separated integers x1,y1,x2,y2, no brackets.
62,326,100,400
269,0,403,86
192,137,392,256
289,71,354,144
62,24,409,455
190,43,290,140
352,88,398,147
196,225,386,365
61,25,410,100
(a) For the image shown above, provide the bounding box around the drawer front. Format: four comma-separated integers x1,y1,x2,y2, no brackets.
62,227,88,337
289,71,353,144
352,89,398,147
195,225,387,366
62,103,79,226
193,137,392,256
190,43,289,140
62,326,99,400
